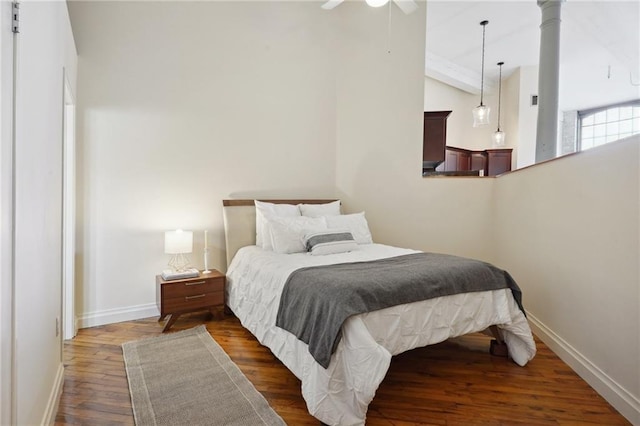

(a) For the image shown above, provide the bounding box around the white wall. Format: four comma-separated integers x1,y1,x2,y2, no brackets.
516,66,539,169
69,1,340,326
0,2,14,423
493,136,640,424
335,4,495,263
13,1,77,424
502,68,521,169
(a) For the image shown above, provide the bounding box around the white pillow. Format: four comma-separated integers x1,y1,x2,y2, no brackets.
325,212,373,244
255,201,300,250
298,200,341,218
304,230,358,256
268,216,327,254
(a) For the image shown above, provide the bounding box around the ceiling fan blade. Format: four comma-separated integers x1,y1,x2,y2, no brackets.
321,0,345,10
393,0,418,15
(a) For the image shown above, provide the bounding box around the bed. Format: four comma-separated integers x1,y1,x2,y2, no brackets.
222,199,536,425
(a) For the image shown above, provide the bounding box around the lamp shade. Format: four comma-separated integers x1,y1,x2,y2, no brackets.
472,104,491,127
365,0,389,7
164,229,193,254
492,130,506,147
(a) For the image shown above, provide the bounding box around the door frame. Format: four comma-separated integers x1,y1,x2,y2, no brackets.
62,70,76,340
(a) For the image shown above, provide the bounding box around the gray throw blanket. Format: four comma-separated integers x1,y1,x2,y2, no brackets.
275,252,524,369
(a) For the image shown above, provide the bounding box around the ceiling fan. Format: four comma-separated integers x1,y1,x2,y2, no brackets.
321,0,418,15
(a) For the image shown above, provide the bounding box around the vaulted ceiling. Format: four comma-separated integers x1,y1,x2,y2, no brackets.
425,1,640,95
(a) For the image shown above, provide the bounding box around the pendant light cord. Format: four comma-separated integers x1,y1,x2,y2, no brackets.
480,20,488,106
497,61,503,131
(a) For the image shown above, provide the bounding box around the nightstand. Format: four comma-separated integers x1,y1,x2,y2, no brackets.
156,270,225,332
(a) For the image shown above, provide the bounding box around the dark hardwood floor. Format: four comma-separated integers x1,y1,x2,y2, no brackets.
55,312,630,425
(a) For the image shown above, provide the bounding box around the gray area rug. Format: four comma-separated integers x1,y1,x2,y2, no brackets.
122,325,286,426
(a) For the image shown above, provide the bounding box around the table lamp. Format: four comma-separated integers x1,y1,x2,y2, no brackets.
165,229,193,272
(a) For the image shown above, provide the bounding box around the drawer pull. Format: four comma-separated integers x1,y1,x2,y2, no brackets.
185,294,206,300
185,281,206,286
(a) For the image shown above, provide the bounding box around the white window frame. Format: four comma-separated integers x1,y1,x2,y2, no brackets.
577,100,640,151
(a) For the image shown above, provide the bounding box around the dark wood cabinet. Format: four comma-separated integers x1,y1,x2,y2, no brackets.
470,152,487,172
422,111,451,171
440,147,512,176
444,147,470,172
486,149,512,176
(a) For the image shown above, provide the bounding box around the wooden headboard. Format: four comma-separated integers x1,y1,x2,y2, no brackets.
222,199,339,268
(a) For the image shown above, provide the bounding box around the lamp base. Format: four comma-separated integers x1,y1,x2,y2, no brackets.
168,253,191,272
161,268,199,281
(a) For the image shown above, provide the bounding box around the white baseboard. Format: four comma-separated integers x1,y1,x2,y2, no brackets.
76,303,159,329
527,313,640,425
41,363,64,425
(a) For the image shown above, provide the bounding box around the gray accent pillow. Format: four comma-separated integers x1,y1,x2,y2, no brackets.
304,230,357,255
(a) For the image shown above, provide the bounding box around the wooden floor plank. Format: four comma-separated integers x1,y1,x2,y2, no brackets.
55,313,630,425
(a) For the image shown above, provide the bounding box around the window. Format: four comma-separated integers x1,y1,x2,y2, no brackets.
578,101,640,151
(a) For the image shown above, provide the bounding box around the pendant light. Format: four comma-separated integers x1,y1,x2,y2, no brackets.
472,20,490,127
492,61,506,147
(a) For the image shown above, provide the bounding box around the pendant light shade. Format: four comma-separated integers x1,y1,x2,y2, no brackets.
472,105,490,127
492,61,506,147
472,20,490,127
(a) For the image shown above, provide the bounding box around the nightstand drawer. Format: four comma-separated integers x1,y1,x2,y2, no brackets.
162,277,224,299
163,291,224,313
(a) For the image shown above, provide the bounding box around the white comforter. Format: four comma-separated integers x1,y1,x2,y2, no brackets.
226,244,536,425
